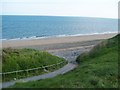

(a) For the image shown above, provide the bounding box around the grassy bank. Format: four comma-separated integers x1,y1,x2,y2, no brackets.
11,34,119,88
2,48,67,81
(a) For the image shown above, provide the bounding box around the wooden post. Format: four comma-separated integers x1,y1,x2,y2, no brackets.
26,70,29,77
15,71,18,80
3,73,4,81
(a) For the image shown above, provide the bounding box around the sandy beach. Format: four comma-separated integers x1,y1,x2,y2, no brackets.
2,33,117,48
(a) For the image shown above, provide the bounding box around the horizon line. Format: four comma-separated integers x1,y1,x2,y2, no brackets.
1,14,118,19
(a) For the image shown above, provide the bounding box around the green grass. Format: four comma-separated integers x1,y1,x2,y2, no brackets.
10,34,119,88
2,48,67,81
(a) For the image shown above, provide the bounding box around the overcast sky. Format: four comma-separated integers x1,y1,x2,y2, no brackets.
1,0,119,18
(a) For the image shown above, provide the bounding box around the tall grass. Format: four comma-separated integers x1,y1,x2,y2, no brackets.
2,48,65,72
2,48,67,81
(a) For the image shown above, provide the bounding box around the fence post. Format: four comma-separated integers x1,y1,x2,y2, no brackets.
3,74,5,81
15,71,18,80
26,70,29,77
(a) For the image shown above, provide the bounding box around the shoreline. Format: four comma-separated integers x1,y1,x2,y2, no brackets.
2,33,117,48
2,32,117,41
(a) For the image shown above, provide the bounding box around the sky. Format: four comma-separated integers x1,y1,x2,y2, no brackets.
1,0,119,18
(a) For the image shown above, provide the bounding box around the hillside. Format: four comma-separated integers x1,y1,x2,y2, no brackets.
2,48,66,81
10,34,119,88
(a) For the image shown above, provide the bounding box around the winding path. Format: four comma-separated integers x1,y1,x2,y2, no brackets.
1,63,77,88
1,44,97,88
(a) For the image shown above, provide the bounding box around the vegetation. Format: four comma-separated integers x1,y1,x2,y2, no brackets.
2,48,67,81
11,34,119,88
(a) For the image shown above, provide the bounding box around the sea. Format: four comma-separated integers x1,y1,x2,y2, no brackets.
2,15,118,40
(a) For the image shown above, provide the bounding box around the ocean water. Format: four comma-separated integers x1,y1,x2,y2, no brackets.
2,15,118,40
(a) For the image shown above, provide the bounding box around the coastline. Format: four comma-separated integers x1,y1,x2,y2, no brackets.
2,33,117,48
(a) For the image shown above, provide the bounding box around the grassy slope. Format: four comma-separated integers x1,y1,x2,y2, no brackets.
2,48,65,72
11,34,119,88
2,48,66,81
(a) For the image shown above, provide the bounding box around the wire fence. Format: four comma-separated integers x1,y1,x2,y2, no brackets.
1,61,67,81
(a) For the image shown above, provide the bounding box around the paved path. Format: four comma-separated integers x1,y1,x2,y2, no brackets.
1,63,77,88
1,44,95,88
